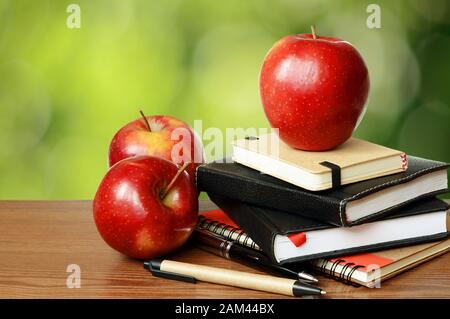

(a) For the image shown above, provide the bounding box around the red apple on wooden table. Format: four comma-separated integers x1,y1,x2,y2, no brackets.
93,156,198,259
109,112,203,180
260,26,369,151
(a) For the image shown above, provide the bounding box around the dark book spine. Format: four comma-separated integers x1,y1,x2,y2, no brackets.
207,192,280,263
196,166,344,226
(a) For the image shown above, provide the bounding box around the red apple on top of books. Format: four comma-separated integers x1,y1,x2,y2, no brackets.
260,26,370,151
109,111,203,180
93,156,198,259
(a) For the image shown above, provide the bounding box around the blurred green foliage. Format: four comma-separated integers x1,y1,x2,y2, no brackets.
0,0,449,199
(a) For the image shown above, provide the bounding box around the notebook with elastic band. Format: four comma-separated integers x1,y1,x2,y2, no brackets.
196,156,449,226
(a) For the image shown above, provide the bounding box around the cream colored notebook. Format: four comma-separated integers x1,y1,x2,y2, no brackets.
232,133,407,191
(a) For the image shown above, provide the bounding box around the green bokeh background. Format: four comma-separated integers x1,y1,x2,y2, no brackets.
0,0,449,199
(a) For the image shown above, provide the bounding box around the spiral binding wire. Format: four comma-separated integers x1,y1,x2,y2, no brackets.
316,258,364,287
198,215,366,286
197,216,260,251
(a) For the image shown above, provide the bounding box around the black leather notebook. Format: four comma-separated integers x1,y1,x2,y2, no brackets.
208,193,450,264
197,156,449,226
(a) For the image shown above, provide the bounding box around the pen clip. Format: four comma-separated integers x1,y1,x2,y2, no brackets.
144,260,197,284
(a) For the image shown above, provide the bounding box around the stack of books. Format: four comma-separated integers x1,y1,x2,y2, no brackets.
195,133,450,287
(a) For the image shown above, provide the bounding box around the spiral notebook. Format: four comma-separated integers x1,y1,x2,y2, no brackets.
198,208,450,287
309,238,450,287
198,210,261,251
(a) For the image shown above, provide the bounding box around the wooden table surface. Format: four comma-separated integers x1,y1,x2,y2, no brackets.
0,200,449,299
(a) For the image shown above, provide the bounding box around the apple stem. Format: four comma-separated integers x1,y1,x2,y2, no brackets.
139,110,152,132
160,162,190,200
311,25,317,39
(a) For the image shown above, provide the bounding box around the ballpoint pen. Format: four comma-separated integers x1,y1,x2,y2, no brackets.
144,259,325,297
192,228,318,284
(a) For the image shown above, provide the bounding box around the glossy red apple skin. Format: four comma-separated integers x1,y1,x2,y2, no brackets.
260,33,369,151
109,115,203,180
93,156,198,259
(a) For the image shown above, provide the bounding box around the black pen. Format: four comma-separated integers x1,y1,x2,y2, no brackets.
192,229,318,284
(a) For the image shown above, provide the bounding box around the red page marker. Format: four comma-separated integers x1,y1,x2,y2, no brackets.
288,232,307,247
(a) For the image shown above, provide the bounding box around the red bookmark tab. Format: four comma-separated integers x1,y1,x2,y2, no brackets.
287,232,307,247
